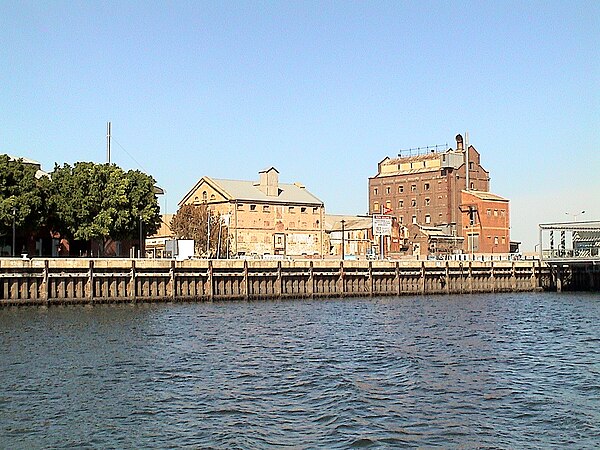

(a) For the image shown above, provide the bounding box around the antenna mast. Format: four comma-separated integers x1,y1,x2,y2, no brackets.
106,122,111,163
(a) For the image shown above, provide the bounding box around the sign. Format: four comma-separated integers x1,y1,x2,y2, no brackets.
372,215,392,236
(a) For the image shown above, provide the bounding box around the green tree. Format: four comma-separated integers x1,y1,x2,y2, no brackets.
48,162,161,252
171,204,228,257
0,155,50,253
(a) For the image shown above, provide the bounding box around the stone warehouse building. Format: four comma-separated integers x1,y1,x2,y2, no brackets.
368,134,510,255
179,167,325,257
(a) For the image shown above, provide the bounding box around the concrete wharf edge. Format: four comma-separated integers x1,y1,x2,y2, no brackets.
0,258,554,307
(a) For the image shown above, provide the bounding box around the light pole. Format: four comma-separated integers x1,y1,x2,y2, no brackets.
565,210,585,221
12,207,16,257
340,219,346,260
139,214,143,258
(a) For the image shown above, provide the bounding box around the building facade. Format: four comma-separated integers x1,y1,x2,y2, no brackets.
369,134,510,255
179,167,325,257
460,190,510,254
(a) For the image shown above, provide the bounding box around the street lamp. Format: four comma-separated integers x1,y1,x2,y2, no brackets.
340,219,346,260
566,210,585,221
12,207,16,257
139,214,144,258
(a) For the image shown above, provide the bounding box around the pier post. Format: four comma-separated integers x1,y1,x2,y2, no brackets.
308,261,314,299
368,262,373,297
445,261,450,295
129,260,136,301
490,262,496,293
207,260,214,301
421,262,426,295
531,261,538,290
169,260,176,300
511,261,517,291
468,261,473,293
41,259,49,304
337,261,345,297
396,262,401,296
87,260,94,302
276,261,283,299
243,260,249,300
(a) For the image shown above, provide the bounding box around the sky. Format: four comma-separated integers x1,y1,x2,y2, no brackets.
1,1,598,251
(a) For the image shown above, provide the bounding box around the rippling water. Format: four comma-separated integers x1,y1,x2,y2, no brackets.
1,292,599,448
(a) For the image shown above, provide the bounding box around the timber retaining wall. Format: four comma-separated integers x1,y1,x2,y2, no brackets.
0,259,549,306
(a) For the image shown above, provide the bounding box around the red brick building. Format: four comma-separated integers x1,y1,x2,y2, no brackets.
460,190,510,254
368,134,510,255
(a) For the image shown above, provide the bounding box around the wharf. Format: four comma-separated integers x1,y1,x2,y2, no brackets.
0,259,551,306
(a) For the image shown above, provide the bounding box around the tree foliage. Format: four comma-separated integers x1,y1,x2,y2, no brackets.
171,204,229,257
0,155,50,240
48,162,161,247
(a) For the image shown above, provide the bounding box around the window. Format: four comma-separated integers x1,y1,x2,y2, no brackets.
469,162,474,170
425,214,431,224
263,205,270,212
487,208,492,216
441,169,447,176
470,182,475,190
373,201,379,212
374,188,378,195
494,209,498,217
412,215,417,224
424,198,430,206
398,200,404,208
386,200,391,210
237,203,244,210
494,236,499,245
502,236,506,244
288,206,295,213
386,186,391,194
210,194,216,201
399,216,404,224
301,207,307,214
422,161,426,168
202,191,208,202
424,183,430,191
398,185,404,193
411,199,416,207
500,209,506,217
411,184,417,192
250,204,257,212
313,207,319,214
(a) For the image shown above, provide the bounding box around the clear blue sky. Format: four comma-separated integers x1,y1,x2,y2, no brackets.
2,1,598,250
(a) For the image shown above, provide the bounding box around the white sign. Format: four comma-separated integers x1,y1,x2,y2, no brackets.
372,215,392,236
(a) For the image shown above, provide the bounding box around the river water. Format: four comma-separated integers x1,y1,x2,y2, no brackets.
1,292,599,449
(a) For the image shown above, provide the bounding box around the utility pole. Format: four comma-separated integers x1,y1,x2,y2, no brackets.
139,215,143,258
465,131,470,191
12,207,16,257
341,219,346,260
107,122,111,164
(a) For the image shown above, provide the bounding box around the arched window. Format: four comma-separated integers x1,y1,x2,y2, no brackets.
202,191,208,202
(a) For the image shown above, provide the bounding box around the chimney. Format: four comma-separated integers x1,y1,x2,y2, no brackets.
455,134,464,151
258,167,279,196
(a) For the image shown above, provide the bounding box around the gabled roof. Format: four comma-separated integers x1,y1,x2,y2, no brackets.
324,215,373,232
462,190,508,202
179,176,323,206
5,154,50,179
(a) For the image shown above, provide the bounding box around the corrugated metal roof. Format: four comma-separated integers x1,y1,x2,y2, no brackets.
324,215,373,232
204,177,323,205
462,190,508,201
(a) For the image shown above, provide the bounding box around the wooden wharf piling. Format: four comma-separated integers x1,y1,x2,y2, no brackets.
0,258,550,306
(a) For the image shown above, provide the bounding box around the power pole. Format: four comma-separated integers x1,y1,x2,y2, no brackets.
107,122,111,163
